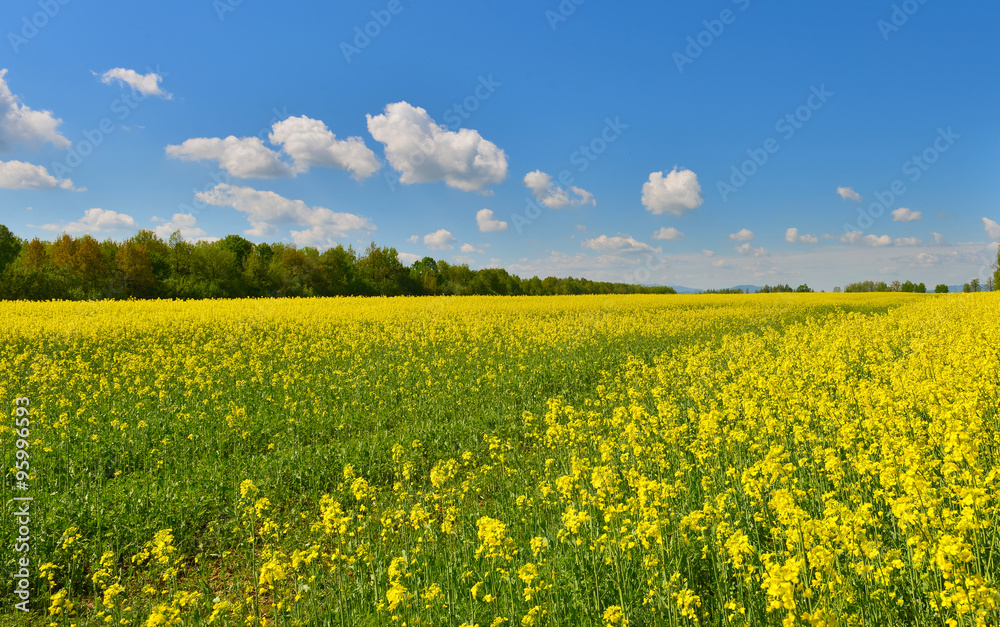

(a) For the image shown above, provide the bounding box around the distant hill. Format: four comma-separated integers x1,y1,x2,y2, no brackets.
668,285,764,294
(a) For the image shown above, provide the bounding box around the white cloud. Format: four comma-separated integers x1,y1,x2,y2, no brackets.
195,183,374,247
575,224,587,231
652,227,684,241
476,208,508,232
166,136,292,178
729,228,754,242
735,243,768,256
916,253,939,265
268,115,379,179
0,69,70,151
931,232,944,244
406,235,418,243
701,249,714,256
398,252,421,265
785,227,818,244
460,243,483,253
367,101,507,192
0,159,76,190
523,170,595,208
582,235,657,254
894,237,922,246
153,213,207,240
891,208,922,222
840,232,892,246
41,208,136,233
99,68,171,99
983,217,1000,239
836,186,861,202
641,168,703,216
424,229,457,250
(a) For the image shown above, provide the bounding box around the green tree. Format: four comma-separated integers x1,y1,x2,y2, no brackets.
935,284,949,293
115,241,155,297
0,224,21,273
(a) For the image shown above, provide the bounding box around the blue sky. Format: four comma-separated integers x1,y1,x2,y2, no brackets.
1,0,998,290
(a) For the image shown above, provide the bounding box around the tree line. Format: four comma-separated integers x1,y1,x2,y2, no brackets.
0,226,678,300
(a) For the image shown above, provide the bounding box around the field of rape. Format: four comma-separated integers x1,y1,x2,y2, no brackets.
1,293,999,626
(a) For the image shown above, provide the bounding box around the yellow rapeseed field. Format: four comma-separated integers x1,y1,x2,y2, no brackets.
1,294,998,626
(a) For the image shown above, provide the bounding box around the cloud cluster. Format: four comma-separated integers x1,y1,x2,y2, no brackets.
582,235,656,254
367,102,507,192
99,68,171,99
424,229,458,250
652,227,683,241
785,227,818,244
476,209,507,232
840,232,892,246
523,170,594,208
0,69,71,152
891,207,922,222
0,159,76,190
166,136,292,178
641,168,703,216
729,228,754,242
269,115,379,179
153,213,207,240
196,183,374,248
983,217,1000,239
836,186,861,202
41,208,137,233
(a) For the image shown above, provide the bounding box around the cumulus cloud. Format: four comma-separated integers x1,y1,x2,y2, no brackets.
931,232,944,244
582,235,656,254
652,227,684,241
195,183,374,247
840,231,892,246
0,159,76,190
785,227,818,244
734,243,768,256
523,170,595,209
367,101,507,192
424,229,457,250
153,213,207,240
701,249,715,256
406,235,418,243
166,136,292,178
269,115,379,179
398,252,421,265
641,168,703,216
891,208,922,222
476,208,507,232
0,69,70,151
99,68,171,99
729,228,754,242
983,217,1000,239
460,243,483,253
40,208,137,233
894,237,922,246
836,186,862,202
